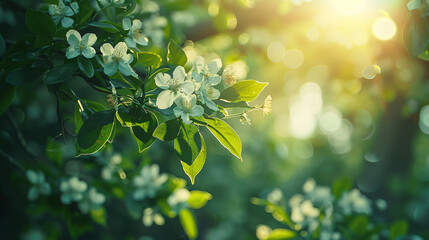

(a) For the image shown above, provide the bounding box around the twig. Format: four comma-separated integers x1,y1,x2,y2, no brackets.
0,148,25,174
6,110,39,161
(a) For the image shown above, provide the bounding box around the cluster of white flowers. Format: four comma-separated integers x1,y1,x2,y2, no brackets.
167,188,190,213
132,164,168,201
60,176,106,214
142,208,165,227
49,0,79,28
101,154,122,181
65,29,138,77
337,188,372,215
26,170,51,201
155,57,224,124
99,0,125,7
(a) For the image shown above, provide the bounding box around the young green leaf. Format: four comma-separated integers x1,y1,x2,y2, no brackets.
266,229,297,240
78,0,94,24
6,67,46,85
179,209,198,240
26,9,56,38
131,111,158,153
76,110,115,156
332,177,351,199
390,220,408,240
78,57,94,78
87,22,120,33
205,117,242,161
174,123,201,165
153,118,182,141
181,133,206,184
90,208,107,227
137,52,162,68
219,80,268,103
187,191,212,209
167,39,187,66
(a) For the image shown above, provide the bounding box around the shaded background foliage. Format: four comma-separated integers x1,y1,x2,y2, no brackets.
1,0,429,239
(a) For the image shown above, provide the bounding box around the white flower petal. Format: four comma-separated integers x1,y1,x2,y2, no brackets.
173,66,186,82
155,73,172,89
180,81,195,95
66,46,80,59
123,18,132,30
81,33,97,47
118,61,133,76
125,37,136,48
132,19,143,30
113,42,128,58
157,90,175,109
208,58,222,74
181,112,191,124
100,43,114,57
61,17,74,28
104,61,118,76
205,98,219,111
194,56,205,74
208,75,221,86
135,35,148,46
66,30,81,46
190,105,204,117
82,47,96,58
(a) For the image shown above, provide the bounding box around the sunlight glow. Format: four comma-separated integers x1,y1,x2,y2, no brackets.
330,0,368,16
284,49,304,69
372,17,397,41
267,42,286,62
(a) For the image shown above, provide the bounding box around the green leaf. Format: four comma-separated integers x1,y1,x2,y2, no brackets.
187,191,212,209
350,215,369,237
0,34,5,57
174,123,201,165
45,64,76,84
390,220,408,240
26,9,56,38
179,209,198,240
266,229,297,240
46,138,62,167
153,118,182,141
332,177,351,199
78,57,94,78
87,22,120,33
404,12,429,58
76,110,115,156
79,0,94,24
6,67,46,85
90,208,107,227
0,81,16,116
190,116,208,126
205,117,242,161
137,52,162,68
130,111,158,153
219,80,268,103
181,133,206,184
167,39,187,66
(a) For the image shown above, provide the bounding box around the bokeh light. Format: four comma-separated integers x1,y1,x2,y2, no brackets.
372,17,397,41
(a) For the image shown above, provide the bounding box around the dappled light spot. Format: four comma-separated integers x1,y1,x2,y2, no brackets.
419,105,429,135
319,107,342,135
293,140,314,159
361,64,381,79
284,49,305,69
330,0,368,16
267,42,286,62
306,27,320,42
372,17,396,41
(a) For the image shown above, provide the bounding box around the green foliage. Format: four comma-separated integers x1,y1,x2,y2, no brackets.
179,209,198,240
76,110,115,156
187,191,212,209
220,80,268,103
137,52,162,68
45,64,77,84
206,117,242,161
167,39,187,66
266,229,296,240
404,12,429,58
181,133,206,184
0,82,16,115
153,118,182,141
174,123,202,165
78,56,95,78
390,220,409,240
26,9,56,38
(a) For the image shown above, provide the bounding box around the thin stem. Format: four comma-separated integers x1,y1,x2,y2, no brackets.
0,149,25,174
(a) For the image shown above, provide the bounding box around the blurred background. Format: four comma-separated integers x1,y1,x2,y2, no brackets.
1,0,429,239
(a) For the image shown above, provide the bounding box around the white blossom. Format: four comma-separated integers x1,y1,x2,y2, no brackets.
167,188,190,213
155,66,194,109
123,18,149,48
100,42,137,77
173,94,204,124
142,208,165,227
78,187,106,214
65,30,97,59
60,176,88,204
132,164,168,201
49,0,79,28
26,170,51,201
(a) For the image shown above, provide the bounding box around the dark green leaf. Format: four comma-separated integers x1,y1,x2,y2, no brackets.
0,82,16,116
6,67,46,85
46,138,62,167
76,110,115,156
79,0,94,24
191,116,208,126
153,118,182,141
137,52,162,68
167,39,187,66
45,64,76,84
187,191,212,209
179,209,198,240
174,123,201,165
130,111,158,153
350,215,369,237
205,117,242,161
219,80,268,103
90,208,107,227
0,34,6,57
87,22,120,33
78,57,94,78
404,12,429,58
26,9,56,38
181,133,206,184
